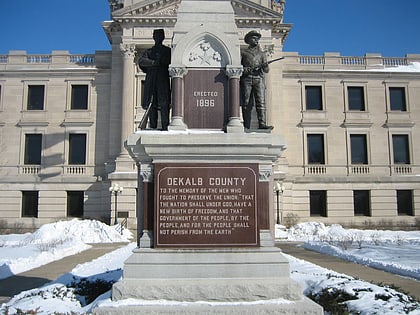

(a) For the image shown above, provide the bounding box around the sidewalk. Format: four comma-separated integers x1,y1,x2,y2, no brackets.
0,243,127,305
276,241,420,301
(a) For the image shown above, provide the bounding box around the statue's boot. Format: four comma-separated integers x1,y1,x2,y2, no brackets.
257,110,274,130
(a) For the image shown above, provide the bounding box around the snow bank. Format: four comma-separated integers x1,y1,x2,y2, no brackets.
0,219,132,279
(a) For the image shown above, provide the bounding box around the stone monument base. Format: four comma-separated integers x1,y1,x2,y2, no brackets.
94,300,321,315
93,246,323,314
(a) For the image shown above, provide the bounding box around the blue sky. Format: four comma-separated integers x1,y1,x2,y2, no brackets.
1,0,419,57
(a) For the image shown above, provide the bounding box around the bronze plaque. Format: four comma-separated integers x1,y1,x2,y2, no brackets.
183,69,228,129
155,164,258,247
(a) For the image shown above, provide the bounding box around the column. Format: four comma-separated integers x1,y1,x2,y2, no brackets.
137,163,154,248
119,44,136,154
258,164,275,247
168,66,188,130
225,65,244,133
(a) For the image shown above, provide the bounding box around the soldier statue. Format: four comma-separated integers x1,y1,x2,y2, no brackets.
138,29,171,130
240,30,273,130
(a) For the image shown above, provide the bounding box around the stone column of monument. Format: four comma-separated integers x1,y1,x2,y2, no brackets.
136,163,154,248
225,65,243,133
258,164,276,247
168,66,188,130
115,43,136,170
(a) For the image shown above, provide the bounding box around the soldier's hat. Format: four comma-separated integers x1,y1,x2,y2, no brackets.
244,30,261,44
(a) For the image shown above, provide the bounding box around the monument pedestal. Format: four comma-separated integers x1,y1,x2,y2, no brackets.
94,247,321,315
94,131,322,314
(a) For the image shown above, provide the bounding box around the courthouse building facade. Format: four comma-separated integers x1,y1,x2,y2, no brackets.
0,0,419,231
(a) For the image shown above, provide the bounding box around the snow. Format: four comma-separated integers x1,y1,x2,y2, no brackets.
330,62,420,73
1,219,419,314
0,219,132,279
378,62,420,72
277,222,420,281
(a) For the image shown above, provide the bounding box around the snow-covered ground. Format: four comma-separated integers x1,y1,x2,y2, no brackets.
0,219,419,314
0,219,132,280
277,222,420,281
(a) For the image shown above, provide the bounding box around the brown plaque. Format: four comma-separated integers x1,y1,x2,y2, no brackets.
183,69,228,129
155,164,258,247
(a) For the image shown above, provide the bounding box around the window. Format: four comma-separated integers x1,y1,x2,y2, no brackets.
392,135,410,164
22,191,39,217
389,87,406,111
67,191,84,217
348,86,365,111
353,190,371,216
350,134,368,164
307,134,325,164
397,190,414,216
310,190,327,217
27,85,45,110
69,134,86,164
305,86,323,110
71,85,88,110
24,134,42,165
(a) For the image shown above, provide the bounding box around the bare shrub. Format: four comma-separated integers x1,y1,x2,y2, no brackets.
354,232,364,249
393,234,405,246
378,219,394,229
336,234,354,250
36,237,70,252
415,218,420,229
363,219,375,229
370,232,381,246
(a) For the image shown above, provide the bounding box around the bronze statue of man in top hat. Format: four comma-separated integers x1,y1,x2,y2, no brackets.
240,30,273,130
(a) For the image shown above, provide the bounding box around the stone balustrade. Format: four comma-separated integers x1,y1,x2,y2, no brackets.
1,51,419,70
0,50,113,67
282,52,420,70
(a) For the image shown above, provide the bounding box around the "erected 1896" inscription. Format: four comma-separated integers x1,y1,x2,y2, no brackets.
155,164,258,247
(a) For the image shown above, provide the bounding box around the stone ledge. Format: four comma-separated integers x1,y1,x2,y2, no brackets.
94,296,323,315
112,277,303,302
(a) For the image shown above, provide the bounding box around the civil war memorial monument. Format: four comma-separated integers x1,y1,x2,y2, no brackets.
96,0,323,314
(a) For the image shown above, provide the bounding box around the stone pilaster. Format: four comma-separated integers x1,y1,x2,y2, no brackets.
137,163,154,248
119,43,136,154
168,66,188,130
225,65,244,133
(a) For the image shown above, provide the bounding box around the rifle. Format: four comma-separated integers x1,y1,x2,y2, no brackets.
267,56,285,65
249,57,285,73
138,96,153,130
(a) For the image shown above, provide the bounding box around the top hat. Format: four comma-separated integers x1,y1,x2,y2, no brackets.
244,30,261,44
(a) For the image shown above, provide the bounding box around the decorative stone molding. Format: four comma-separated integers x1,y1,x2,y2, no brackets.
109,21,122,33
264,44,275,58
271,0,286,16
150,4,179,16
187,40,223,68
140,165,154,182
259,165,273,182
